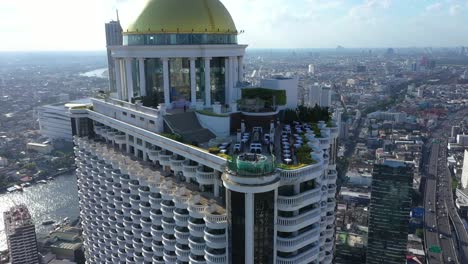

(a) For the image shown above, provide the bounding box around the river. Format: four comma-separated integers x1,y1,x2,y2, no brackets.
0,172,79,251
80,68,108,78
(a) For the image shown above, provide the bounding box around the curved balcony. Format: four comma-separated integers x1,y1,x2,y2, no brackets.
142,246,153,262
277,187,321,211
175,226,190,244
276,226,320,252
138,186,150,202
276,244,319,264
277,208,321,232
141,230,152,244
189,236,206,256
128,180,140,194
129,195,141,209
150,209,163,225
152,255,165,264
151,225,164,241
195,167,216,185
204,229,227,249
203,212,227,229
174,209,189,227
159,151,172,166
139,202,151,218
183,160,198,179
175,243,191,262
188,218,206,237
149,193,162,209
114,134,126,144
188,201,207,218
278,163,323,184
162,233,177,251
204,249,227,264
163,250,177,264
326,214,335,225
161,201,175,218
152,240,164,256
147,149,161,162
162,217,176,235
324,239,334,252
132,238,144,252
170,155,185,172
189,254,207,264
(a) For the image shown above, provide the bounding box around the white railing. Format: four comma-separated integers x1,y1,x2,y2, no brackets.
277,188,321,211
276,227,320,252
196,168,216,184
277,208,321,232
278,163,323,184
205,250,227,264
276,245,319,264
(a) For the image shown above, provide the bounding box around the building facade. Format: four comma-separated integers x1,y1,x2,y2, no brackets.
366,160,414,264
4,205,39,264
37,99,91,142
73,1,339,263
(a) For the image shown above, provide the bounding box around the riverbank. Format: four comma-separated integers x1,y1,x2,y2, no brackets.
0,171,80,251
0,166,76,194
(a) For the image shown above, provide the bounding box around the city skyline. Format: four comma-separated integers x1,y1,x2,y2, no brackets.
1,0,468,51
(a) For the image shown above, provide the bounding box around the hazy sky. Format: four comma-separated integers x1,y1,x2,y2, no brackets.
1,0,468,51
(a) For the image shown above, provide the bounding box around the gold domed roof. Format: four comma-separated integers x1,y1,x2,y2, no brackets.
124,0,238,35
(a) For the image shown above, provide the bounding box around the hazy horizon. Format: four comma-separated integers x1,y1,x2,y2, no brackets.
1,0,468,51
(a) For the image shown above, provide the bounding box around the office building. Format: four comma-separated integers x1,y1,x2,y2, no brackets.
366,160,413,264
72,0,339,263
4,205,39,264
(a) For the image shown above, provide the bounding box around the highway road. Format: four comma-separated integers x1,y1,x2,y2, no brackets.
423,108,468,264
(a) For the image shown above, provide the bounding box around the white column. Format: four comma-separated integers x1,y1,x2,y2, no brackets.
238,56,244,82
245,193,254,264
125,58,134,103
138,58,146,97
114,59,122,100
228,57,235,104
190,58,197,107
224,57,230,104
233,56,239,85
214,179,219,197
162,58,171,108
204,57,211,107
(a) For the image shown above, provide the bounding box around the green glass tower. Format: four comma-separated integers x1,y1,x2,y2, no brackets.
366,160,414,264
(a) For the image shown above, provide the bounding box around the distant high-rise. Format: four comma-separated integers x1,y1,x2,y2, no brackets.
308,64,315,74
366,160,413,264
308,83,322,107
321,86,332,107
4,205,39,264
105,18,123,95
451,126,462,138
461,150,468,189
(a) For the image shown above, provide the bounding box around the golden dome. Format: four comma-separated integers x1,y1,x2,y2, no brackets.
124,0,238,35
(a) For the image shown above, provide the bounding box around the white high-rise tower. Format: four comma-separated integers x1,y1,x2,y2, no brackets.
73,1,338,263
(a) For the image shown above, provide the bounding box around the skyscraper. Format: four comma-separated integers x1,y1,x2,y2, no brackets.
4,205,39,264
73,0,338,263
366,160,414,264
105,18,123,95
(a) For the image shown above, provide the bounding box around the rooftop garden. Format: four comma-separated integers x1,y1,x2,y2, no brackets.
281,105,332,124
239,88,286,112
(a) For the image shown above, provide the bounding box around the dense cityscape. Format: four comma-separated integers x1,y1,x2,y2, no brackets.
1,0,468,264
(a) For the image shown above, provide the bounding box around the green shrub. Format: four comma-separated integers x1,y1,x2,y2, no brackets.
208,147,220,154
242,88,287,105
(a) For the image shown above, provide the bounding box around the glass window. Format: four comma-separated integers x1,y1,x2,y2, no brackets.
169,58,191,105
145,58,164,107
210,57,226,104
195,58,205,103
124,34,238,46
